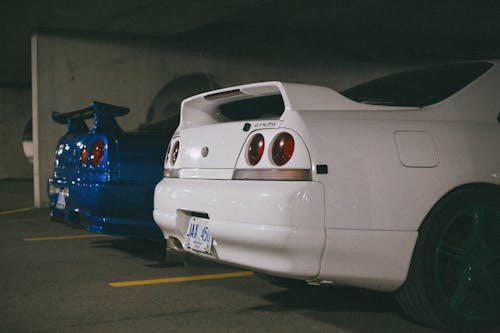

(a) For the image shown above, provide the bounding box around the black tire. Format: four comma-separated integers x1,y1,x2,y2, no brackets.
396,185,500,332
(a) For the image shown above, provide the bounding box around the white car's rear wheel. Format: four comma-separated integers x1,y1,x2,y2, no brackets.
397,186,500,332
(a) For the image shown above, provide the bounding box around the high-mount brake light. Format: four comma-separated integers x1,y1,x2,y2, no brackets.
90,140,105,166
247,134,265,166
171,141,180,165
80,145,89,165
272,132,295,166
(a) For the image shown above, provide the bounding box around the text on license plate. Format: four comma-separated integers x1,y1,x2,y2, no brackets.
56,187,69,210
185,217,212,254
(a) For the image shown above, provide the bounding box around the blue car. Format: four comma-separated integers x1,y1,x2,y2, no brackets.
48,101,177,240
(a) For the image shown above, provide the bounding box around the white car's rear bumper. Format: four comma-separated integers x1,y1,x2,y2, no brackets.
153,178,325,280
154,177,418,290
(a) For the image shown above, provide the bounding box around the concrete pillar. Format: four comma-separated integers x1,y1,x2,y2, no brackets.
31,34,41,207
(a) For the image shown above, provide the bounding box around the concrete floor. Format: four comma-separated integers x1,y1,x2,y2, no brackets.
0,179,446,333
0,178,34,211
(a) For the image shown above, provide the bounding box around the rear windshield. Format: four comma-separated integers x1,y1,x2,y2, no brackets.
341,62,493,107
218,94,284,121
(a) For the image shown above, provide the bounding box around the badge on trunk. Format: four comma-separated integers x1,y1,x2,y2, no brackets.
201,147,209,157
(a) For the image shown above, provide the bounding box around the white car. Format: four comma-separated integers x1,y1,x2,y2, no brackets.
154,61,500,332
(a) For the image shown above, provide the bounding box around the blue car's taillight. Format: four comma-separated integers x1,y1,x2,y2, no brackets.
80,145,88,165
90,140,105,166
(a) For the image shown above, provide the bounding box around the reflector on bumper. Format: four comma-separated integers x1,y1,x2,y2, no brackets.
164,168,312,180
164,168,180,178
232,169,312,181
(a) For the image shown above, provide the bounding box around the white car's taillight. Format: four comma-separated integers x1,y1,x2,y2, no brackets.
164,139,180,178
171,141,180,166
164,142,171,166
271,132,294,166
247,134,265,166
234,129,311,181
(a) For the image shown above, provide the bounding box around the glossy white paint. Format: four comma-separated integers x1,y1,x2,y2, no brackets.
179,81,415,130
154,62,500,291
154,178,325,279
319,229,418,290
393,131,438,167
171,123,248,169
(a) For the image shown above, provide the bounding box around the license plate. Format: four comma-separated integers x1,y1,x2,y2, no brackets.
55,188,69,210
184,217,212,254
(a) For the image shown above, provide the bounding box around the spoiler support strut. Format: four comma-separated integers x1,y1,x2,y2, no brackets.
51,101,129,134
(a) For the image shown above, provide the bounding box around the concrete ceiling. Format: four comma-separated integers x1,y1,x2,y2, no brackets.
2,0,500,87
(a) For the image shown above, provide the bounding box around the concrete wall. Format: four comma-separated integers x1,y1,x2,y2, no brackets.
0,87,32,179
32,32,407,207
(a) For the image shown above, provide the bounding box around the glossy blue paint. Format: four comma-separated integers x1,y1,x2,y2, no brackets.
48,102,176,240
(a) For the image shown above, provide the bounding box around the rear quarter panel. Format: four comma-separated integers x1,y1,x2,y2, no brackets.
283,107,500,232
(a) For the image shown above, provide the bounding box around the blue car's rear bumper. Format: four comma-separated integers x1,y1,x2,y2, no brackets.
48,177,163,240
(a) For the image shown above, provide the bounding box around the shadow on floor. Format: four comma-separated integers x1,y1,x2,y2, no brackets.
255,285,398,313
91,237,166,261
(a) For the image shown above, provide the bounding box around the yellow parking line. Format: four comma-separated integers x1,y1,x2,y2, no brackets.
24,234,110,241
0,207,33,215
109,271,254,287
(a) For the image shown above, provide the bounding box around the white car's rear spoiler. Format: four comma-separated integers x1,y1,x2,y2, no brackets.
179,81,414,129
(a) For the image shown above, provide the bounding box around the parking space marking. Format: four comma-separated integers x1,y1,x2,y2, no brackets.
109,271,254,287
0,207,33,215
24,234,110,241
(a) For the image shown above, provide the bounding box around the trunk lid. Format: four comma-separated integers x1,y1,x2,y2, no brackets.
168,81,417,172
177,121,280,169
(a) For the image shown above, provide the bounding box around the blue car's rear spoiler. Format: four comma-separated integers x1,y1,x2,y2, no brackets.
52,101,129,134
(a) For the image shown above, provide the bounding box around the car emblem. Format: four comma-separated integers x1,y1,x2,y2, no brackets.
201,147,209,157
